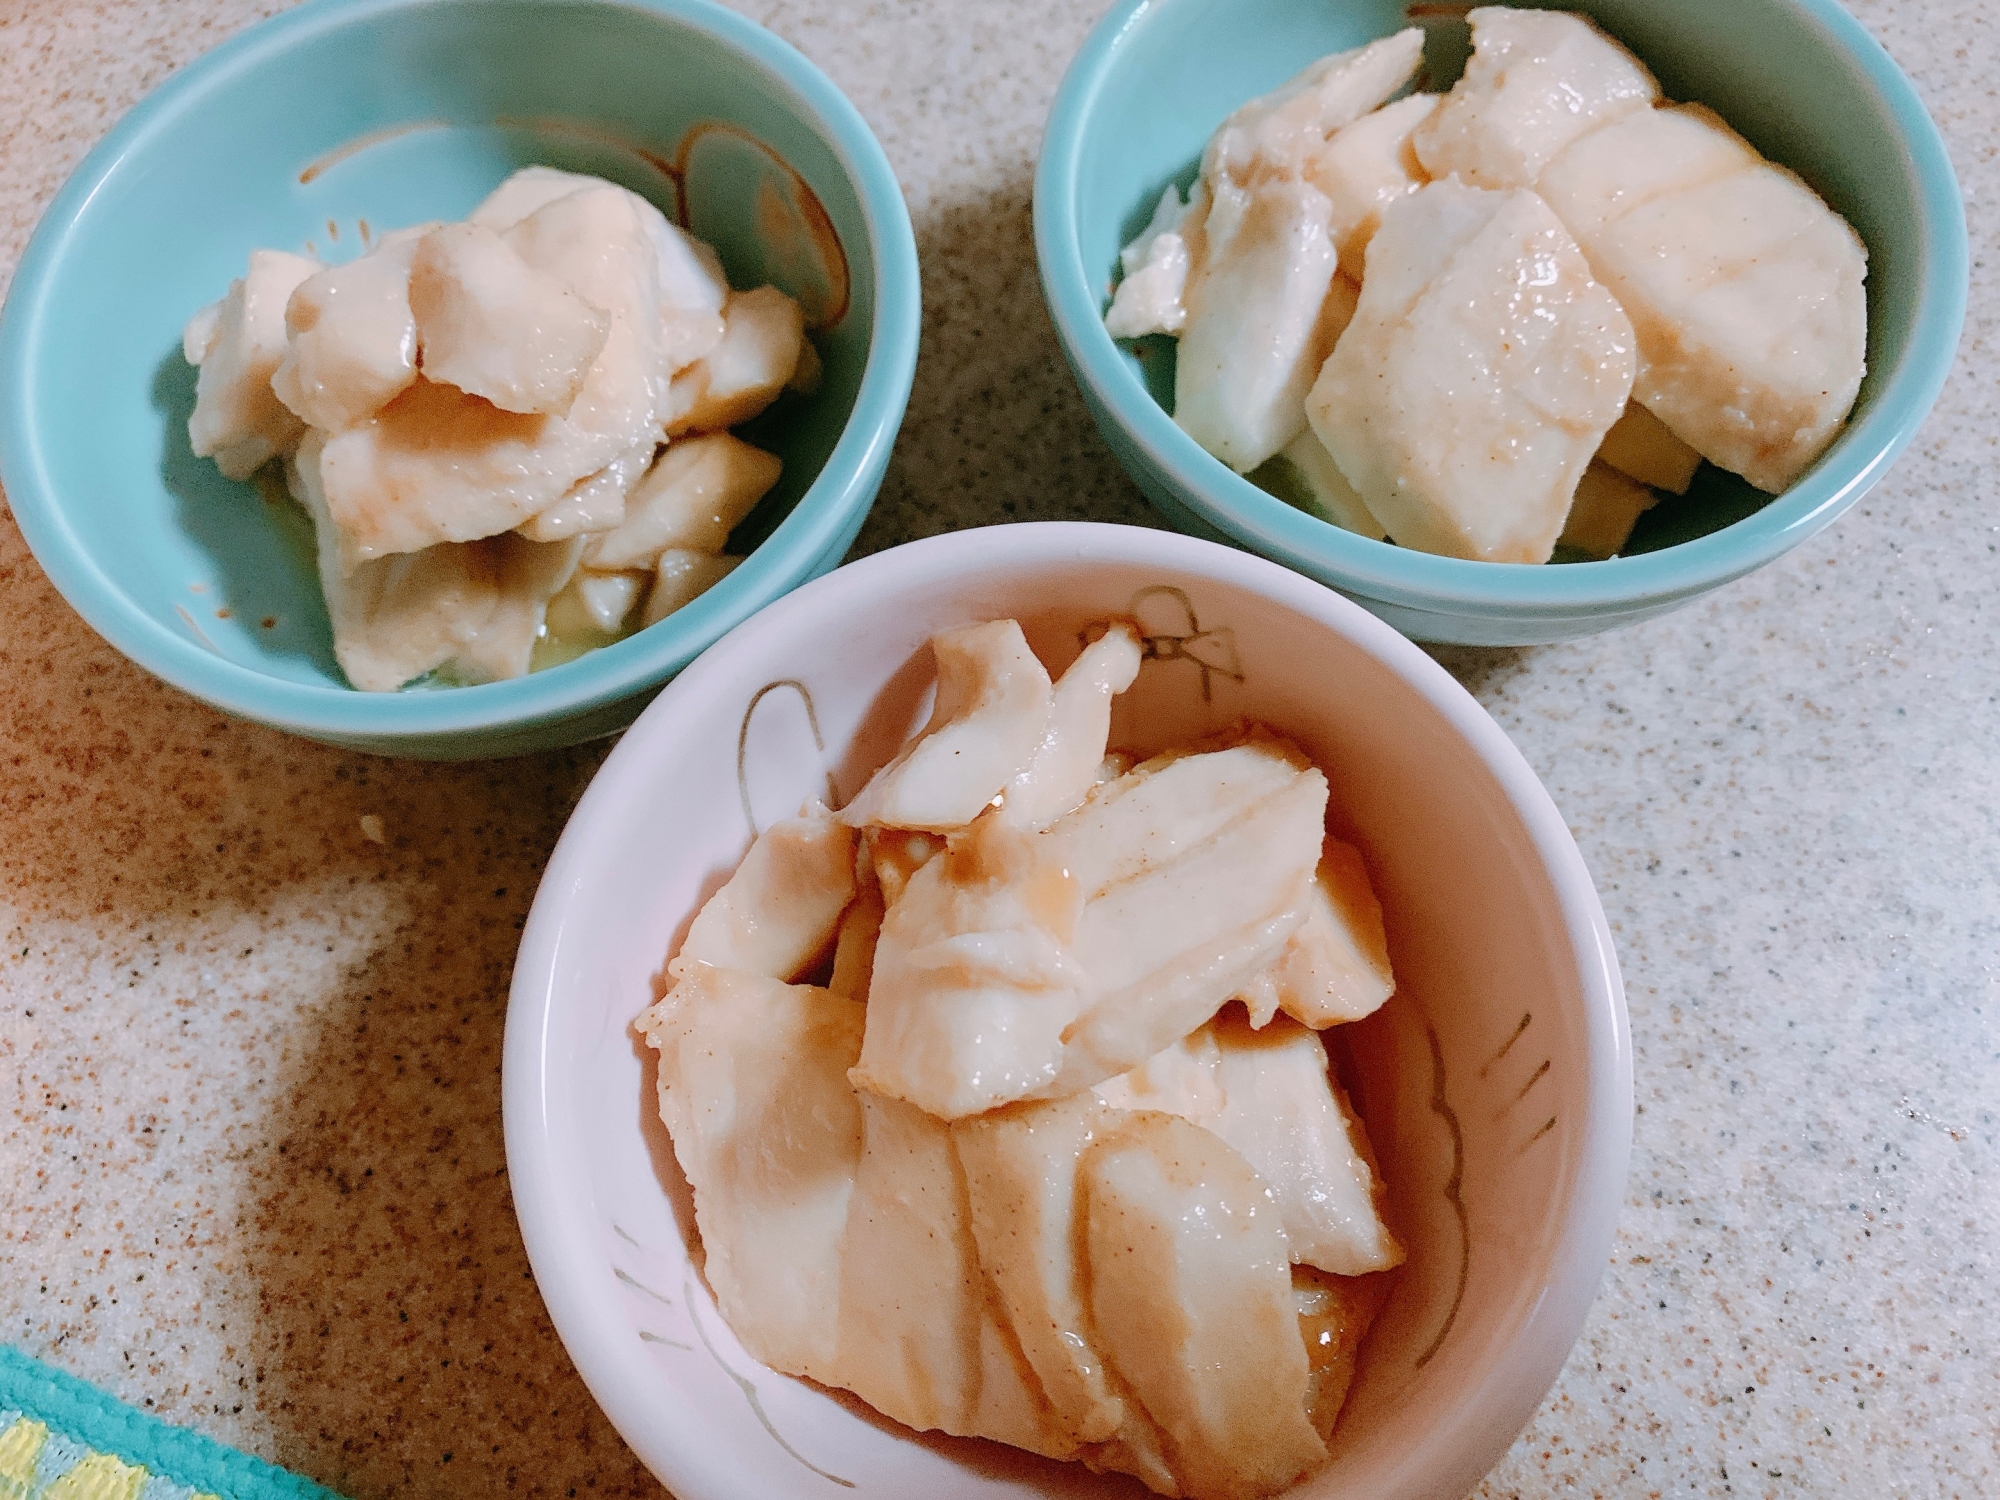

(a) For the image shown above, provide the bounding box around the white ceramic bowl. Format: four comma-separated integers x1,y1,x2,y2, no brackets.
504,522,1632,1499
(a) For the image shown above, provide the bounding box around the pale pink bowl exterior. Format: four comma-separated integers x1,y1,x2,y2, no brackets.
504,522,1633,1500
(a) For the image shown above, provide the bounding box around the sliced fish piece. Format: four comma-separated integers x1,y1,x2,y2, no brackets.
1305,91,1437,281
1560,458,1658,559
641,548,742,627
670,802,856,983
661,285,805,436
850,813,1088,1117
834,1090,1056,1452
409,222,610,417
839,620,1055,834
1081,1111,1328,1500
1202,30,1425,186
1097,1009,1404,1277
186,248,318,479
1412,6,1658,190
636,967,864,1386
1596,400,1702,494
1002,622,1143,830
1306,180,1635,562
582,432,780,571
1277,422,1387,540
1538,103,1868,491
1174,175,1347,473
272,232,427,434
1105,185,1193,339
1242,836,1395,1029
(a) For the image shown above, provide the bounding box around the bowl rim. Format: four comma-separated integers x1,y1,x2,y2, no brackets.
0,0,921,745
502,521,1635,1499
1032,0,1969,618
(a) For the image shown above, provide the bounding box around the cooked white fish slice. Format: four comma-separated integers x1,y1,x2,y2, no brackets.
319,186,667,559
954,1095,1129,1448
1105,185,1193,340
641,548,742,627
1305,91,1437,281
850,814,1088,1117
1306,180,1635,563
517,437,658,544
467,165,603,231
447,531,586,683
473,167,729,370
835,1090,1054,1452
582,432,780,572
1053,761,1325,1094
1538,103,1868,492
1412,5,1658,190
1560,458,1658,560
272,231,429,434
292,432,571,690
186,248,318,479
1002,622,1143,830
1202,29,1425,186
1174,175,1347,473
661,285,805,436
409,222,610,417
670,802,856,983
1081,1111,1328,1500
855,738,1326,1118
1277,421,1387,540
838,619,1055,834
1596,401,1702,494
544,567,645,637
826,882,884,1002
1240,836,1395,1029
1170,30,1424,474
1096,1009,1404,1277
635,966,863,1386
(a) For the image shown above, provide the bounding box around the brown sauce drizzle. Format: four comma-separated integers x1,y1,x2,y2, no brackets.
1413,1021,1468,1369
297,120,449,184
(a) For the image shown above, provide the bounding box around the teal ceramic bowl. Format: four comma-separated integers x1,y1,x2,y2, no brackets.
0,0,919,758
1035,0,1967,645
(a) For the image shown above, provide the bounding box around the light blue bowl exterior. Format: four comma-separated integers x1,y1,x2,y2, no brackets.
1036,0,1968,645
0,0,919,757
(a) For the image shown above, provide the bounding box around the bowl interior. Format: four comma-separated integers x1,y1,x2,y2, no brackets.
1046,0,1959,609
507,528,1629,1500
4,0,879,704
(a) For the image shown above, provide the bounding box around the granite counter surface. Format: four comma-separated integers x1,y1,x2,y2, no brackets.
1,0,1994,1496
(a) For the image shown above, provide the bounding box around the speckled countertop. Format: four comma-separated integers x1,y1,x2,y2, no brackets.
1,0,1994,1496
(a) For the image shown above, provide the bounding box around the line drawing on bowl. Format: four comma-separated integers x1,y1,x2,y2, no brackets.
1127,585,1244,701
737,678,838,834
614,1223,642,1248
1502,1058,1551,1113
1478,1011,1533,1078
639,1330,694,1351
487,114,853,331
1414,1020,1469,1371
296,119,448,184
615,1267,675,1308
1518,1115,1558,1154
683,1265,857,1489
294,113,851,329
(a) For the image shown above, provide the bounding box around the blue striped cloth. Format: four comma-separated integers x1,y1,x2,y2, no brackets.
0,1348,343,1500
